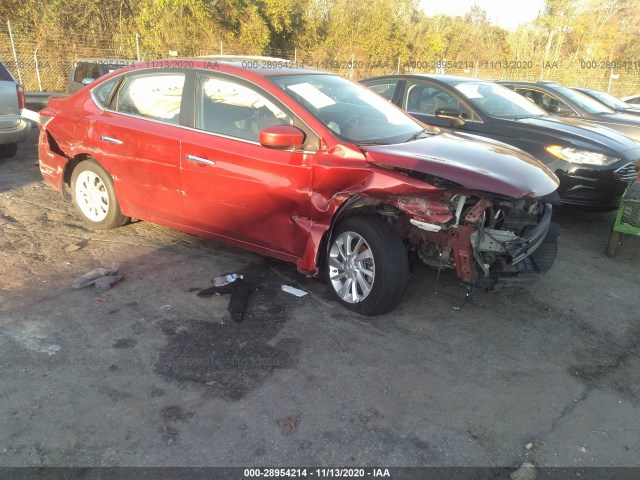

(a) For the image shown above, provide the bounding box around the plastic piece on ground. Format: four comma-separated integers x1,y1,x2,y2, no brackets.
228,279,252,322
94,275,123,291
281,285,308,297
71,266,119,289
213,273,243,287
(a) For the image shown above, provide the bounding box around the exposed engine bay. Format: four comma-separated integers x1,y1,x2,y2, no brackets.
371,191,559,293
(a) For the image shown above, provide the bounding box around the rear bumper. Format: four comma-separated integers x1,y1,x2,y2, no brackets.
0,118,31,145
38,126,67,192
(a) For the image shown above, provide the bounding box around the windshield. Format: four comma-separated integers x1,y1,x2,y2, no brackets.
269,74,424,144
578,88,630,110
454,81,546,118
552,85,615,114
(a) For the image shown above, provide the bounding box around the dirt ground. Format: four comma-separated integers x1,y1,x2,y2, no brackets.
1,130,639,471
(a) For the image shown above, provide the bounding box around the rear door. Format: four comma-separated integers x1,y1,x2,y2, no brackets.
180,72,315,257
91,70,186,223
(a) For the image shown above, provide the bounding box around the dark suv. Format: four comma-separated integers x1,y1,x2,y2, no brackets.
0,61,30,158
361,74,639,210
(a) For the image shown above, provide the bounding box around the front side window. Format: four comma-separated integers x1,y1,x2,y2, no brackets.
115,73,185,124
513,87,568,115
196,75,292,142
404,81,474,119
270,74,423,144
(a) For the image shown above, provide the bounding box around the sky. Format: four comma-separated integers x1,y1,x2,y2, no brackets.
420,0,547,30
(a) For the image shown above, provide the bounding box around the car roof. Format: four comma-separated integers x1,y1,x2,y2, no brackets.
363,73,488,84
126,58,324,78
74,58,136,63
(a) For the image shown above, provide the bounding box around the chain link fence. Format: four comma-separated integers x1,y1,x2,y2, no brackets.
2,22,640,98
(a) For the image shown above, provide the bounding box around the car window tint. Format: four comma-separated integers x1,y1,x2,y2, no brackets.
196,75,292,141
92,77,120,107
515,88,563,113
365,80,399,101
115,73,185,124
404,81,472,118
0,62,14,81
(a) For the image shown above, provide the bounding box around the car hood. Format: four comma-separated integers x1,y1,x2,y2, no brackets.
362,131,559,199
514,116,640,152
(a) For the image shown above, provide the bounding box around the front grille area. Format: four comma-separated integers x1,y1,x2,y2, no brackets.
614,162,637,183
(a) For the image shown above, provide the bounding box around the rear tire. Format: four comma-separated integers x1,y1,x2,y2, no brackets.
0,143,18,158
326,216,409,315
606,230,622,257
71,160,129,230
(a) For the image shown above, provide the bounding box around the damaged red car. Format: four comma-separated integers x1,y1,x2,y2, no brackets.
38,59,560,315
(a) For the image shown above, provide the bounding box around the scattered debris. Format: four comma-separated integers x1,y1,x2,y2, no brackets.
95,274,123,291
71,266,119,289
525,442,533,450
213,273,243,287
281,285,308,297
63,243,82,253
228,279,252,322
112,338,137,349
197,283,235,297
95,296,106,303
510,462,537,480
159,305,172,312
579,446,587,452
277,414,300,436
219,320,226,327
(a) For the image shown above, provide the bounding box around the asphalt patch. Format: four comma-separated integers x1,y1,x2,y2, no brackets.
154,263,302,400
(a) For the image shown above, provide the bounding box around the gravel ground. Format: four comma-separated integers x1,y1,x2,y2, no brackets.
0,130,638,473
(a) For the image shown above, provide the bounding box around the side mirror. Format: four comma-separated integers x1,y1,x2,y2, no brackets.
552,103,574,117
81,78,95,86
260,125,305,149
435,108,466,127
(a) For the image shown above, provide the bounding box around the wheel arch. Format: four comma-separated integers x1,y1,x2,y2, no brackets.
62,153,99,200
314,194,399,273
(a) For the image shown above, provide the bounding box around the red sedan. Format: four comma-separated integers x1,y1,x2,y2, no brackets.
38,58,559,315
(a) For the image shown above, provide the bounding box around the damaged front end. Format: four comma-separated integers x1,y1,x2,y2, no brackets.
378,191,559,293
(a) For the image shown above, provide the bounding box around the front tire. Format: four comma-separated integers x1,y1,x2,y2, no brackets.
327,216,409,315
71,160,129,230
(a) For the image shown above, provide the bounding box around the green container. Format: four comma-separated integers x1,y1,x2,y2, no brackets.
607,180,640,257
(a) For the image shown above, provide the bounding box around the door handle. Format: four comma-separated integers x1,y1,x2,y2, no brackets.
185,154,216,165
100,136,124,145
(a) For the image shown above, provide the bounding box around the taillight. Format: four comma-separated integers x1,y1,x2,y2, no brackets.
16,84,25,110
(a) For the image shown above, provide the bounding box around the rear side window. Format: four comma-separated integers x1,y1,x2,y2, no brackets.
114,73,185,124
0,62,15,81
92,77,120,107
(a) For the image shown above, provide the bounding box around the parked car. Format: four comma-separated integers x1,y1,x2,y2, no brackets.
573,87,640,116
38,59,559,314
498,80,640,142
0,60,31,158
621,94,640,106
68,58,135,93
360,74,640,210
